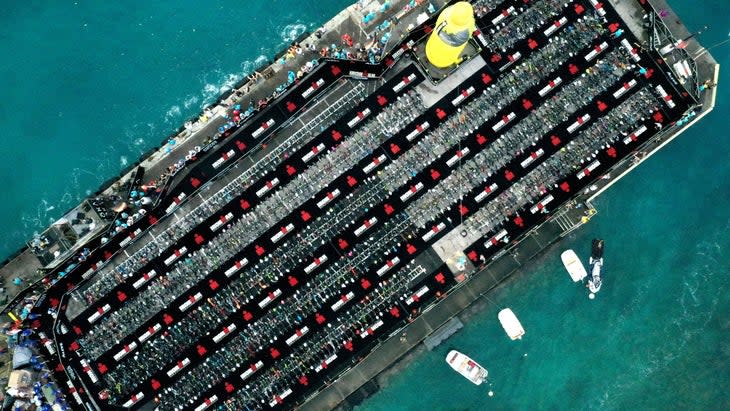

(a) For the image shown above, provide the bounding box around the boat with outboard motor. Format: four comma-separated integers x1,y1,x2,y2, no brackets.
561,249,588,282
587,239,604,295
446,350,488,385
498,308,525,340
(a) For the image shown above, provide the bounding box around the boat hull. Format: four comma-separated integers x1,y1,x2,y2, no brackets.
561,249,588,282
446,350,488,385
498,308,525,340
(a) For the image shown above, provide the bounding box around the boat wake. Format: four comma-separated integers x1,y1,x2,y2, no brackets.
675,239,724,328
199,54,268,108
642,237,724,373
164,105,182,123
279,23,307,43
21,198,58,236
200,70,242,106
120,123,156,157
183,95,199,110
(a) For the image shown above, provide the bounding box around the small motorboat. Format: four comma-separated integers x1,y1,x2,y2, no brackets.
587,239,604,295
561,249,588,282
446,350,488,385
498,308,525,340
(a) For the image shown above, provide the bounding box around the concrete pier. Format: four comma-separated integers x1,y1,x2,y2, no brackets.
298,1,720,409
0,0,718,410
423,317,464,350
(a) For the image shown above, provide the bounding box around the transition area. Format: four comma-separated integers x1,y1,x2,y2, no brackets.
19,0,714,410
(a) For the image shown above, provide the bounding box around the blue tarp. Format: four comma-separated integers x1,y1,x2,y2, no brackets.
12,346,32,369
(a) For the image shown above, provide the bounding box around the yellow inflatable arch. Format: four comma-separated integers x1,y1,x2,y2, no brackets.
425,1,476,68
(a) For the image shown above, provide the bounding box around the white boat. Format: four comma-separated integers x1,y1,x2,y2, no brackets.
446,350,488,385
561,249,588,282
498,308,525,340
587,239,604,294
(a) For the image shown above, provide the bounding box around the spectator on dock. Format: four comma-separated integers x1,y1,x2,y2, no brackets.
246,70,264,83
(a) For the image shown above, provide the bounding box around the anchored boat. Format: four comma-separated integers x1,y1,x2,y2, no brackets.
587,239,604,294
497,308,525,340
446,350,488,385
561,249,588,282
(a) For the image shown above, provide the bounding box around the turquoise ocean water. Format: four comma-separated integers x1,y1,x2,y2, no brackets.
1,0,727,409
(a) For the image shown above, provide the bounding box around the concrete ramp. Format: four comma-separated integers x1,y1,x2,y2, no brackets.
423,317,464,350
414,55,486,107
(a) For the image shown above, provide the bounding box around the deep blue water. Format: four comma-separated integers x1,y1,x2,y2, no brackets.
1,0,728,409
